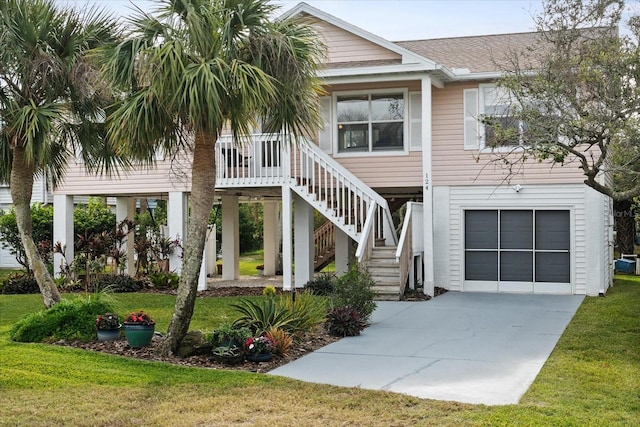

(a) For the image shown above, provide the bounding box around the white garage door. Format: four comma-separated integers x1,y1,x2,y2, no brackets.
464,209,571,294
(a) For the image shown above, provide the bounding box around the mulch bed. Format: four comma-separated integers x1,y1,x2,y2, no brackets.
54,286,440,373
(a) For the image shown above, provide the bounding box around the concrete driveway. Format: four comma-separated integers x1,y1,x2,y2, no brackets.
270,292,583,405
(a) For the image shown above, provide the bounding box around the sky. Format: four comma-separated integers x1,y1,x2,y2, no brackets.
55,0,640,40
54,0,543,40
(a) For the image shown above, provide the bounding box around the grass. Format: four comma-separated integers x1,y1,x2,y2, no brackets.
0,278,638,425
238,249,264,276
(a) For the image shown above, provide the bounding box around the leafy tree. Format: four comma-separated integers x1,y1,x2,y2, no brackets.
100,0,324,355
0,204,53,271
485,0,640,202
0,0,123,308
74,198,116,240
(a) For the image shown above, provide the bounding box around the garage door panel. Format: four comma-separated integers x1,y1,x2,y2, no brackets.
536,211,570,250
500,211,533,249
535,252,570,283
465,210,497,249
500,251,533,282
465,251,498,281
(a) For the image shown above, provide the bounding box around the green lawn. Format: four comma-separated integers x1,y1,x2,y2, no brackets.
0,278,638,426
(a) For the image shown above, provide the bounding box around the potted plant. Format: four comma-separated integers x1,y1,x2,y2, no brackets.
122,311,155,347
245,335,275,362
211,345,245,365
211,322,251,348
95,312,121,341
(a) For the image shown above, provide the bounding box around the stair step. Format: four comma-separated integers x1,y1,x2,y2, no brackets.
369,261,399,268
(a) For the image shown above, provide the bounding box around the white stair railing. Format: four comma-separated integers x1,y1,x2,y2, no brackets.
215,135,397,261
290,140,397,258
396,202,424,290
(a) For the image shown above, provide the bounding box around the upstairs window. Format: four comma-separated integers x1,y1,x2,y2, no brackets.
336,92,405,153
464,84,529,151
481,85,527,148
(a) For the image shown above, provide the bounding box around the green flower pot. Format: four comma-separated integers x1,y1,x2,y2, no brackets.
97,327,121,342
123,323,155,348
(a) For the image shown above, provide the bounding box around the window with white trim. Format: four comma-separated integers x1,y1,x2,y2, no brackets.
336,91,405,153
480,84,527,148
464,84,529,151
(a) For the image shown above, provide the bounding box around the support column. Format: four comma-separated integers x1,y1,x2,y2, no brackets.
53,194,74,277
221,195,239,280
115,197,136,276
263,201,279,276
168,191,187,274
334,227,352,276
294,194,314,288
282,187,293,290
421,75,435,297
205,224,217,277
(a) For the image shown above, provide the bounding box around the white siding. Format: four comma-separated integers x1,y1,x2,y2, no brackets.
435,183,590,294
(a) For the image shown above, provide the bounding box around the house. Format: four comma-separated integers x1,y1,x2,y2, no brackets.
0,177,51,268
51,2,614,298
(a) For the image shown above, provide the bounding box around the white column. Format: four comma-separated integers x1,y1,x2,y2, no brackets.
53,194,74,277
263,201,279,276
282,187,293,290
221,195,239,280
334,227,352,275
421,75,435,297
205,224,217,277
115,197,136,276
168,191,187,274
294,194,314,287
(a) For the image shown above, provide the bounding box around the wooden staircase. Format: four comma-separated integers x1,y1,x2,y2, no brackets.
314,221,335,271
368,246,403,300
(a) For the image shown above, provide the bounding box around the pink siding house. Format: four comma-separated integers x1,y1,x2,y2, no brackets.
52,3,614,298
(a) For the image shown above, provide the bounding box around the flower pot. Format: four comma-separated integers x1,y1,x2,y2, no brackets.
123,323,155,348
97,327,121,342
246,353,272,363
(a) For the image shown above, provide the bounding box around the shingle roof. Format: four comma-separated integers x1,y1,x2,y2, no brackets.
395,32,543,74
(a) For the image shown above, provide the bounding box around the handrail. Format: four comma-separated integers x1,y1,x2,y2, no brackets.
355,203,377,262
395,202,417,291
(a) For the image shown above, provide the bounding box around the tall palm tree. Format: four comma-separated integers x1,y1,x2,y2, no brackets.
101,0,324,355
0,0,123,308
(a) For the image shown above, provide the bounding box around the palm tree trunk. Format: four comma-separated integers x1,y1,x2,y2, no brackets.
157,130,217,356
10,146,61,308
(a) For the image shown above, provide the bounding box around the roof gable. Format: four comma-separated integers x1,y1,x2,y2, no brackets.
282,3,435,69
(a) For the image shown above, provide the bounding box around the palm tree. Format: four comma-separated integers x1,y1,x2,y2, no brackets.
0,0,123,308
101,0,324,355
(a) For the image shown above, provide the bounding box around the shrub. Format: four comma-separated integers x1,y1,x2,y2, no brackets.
231,298,297,335
333,266,377,321
266,327,293,357
232,292,328,336
326,306,366,337
0,274,39,294
304,272,336,296
147,271,180,290
10,298,115,342
92,275,146,293
279,291,328,333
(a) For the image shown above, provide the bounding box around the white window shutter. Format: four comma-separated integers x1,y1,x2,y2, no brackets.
463,88,480,150
318,96,332,154
409,91,422,152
